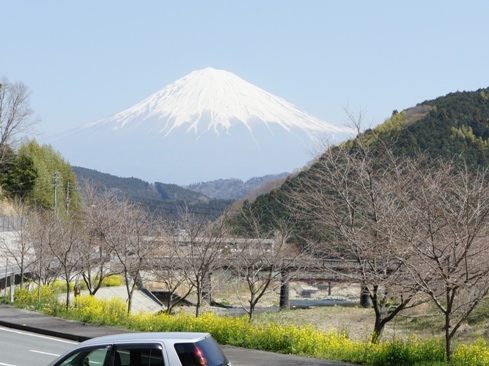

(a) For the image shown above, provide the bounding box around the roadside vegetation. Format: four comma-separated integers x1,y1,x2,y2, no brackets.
3,280,489,366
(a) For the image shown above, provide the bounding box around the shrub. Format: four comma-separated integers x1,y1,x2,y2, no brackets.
51,281,68,293
14,285,59,310
363,337,445,366
70,295,127,325
452,339,489,366
101,275,124,287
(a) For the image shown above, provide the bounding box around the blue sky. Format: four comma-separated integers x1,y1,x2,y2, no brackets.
3,1,489,138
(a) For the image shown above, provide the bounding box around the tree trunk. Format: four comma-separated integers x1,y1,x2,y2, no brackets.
20,257,24,289
126,282,134,314
279,270,290,310
65,280,71,311
371,318,385,344
445,313,453,361
248,302,255,323
195,285,202,317
202,272,212,305
127,295,133,315
360,285,371,308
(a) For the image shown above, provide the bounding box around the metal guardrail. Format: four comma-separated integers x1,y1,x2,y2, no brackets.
0,216,26,232
0,217,28,290
0,266,23,291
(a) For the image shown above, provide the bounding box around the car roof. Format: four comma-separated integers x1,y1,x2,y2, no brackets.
80,332,211,346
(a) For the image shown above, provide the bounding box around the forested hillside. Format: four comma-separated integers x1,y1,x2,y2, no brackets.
185,173,289,199
370,87,489,164
73,166,233,220
235,87,489,235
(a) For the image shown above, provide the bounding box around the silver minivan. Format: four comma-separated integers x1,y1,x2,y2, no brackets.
47,332,231,366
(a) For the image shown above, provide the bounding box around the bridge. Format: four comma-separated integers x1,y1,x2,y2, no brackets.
0,218,367,307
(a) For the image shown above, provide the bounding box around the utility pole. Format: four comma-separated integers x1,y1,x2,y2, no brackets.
52,171,60,216
66,182,71,216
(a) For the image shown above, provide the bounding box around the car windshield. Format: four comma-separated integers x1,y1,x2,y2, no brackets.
56,346,109,366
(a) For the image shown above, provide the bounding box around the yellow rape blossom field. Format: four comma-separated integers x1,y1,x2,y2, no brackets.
9,289,489,366
67,295,489,366
10,279,489,366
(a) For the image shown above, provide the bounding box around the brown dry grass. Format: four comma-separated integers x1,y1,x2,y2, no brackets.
209,275,489,344
147,273,489,344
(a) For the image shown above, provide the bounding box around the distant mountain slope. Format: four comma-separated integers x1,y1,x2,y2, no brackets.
185,172,290,200
49,68,353,185
236,87,489,232
72,166,232,220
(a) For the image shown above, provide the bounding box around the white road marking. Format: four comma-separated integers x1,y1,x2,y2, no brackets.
0,326,77,344
30,350,60,357
0,362,17,366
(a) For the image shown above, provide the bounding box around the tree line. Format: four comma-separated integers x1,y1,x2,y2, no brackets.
0,78,77,211
1,180,300,322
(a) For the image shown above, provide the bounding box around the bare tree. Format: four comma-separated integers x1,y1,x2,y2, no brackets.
149,221,194,314
27,210,60,300
101,196,158,314
0,78,36,164
45,214,86,310
173,207,229,317
228,204,300,322
401,160,489,361
287,113,424,343
77,180,116,295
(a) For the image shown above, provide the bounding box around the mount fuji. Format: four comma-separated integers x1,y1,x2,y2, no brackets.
49,68,353,185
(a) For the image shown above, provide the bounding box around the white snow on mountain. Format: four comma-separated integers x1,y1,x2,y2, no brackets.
48,68,354,185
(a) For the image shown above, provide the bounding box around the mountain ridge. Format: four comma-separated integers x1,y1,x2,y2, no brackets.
72,165,288,204
72,166,231,220
185,172,290,200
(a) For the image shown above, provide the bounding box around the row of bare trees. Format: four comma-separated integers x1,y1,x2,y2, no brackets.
0,180,299,321
287,113,489,360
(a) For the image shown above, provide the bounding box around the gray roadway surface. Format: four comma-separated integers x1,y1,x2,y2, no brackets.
0,304,356,366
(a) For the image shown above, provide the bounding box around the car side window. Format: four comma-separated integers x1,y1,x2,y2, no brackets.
114,346,164,366
57,346,109,366
174,338,229,366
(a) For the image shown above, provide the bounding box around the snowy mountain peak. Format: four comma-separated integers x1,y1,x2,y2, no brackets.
88,67,350,137
50,68,353,185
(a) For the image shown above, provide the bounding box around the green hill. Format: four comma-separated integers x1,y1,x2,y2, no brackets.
235,87,489,235
367,87,489,165
72,166,233,220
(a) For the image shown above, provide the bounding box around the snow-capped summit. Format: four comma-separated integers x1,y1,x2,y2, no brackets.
87,67,347,136
49,68,353,185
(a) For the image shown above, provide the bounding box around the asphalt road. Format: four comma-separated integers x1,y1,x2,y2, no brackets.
0,325,77,366
0,304,357,366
